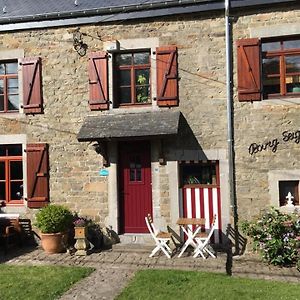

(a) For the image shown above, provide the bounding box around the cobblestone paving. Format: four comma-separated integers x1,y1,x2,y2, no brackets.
1,247,299,299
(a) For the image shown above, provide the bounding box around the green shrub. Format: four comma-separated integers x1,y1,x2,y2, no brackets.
35,204,73,233
241,208,300,266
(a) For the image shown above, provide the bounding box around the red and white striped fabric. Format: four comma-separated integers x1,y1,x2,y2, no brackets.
179,187,222,243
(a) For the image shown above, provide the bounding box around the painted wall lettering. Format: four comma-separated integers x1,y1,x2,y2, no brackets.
248,139,279,155
248,129,300,155
282,130,300,144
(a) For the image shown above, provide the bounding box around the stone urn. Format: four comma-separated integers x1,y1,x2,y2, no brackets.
74,226,89,255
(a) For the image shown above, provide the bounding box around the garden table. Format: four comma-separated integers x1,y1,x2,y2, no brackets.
176,218,205,258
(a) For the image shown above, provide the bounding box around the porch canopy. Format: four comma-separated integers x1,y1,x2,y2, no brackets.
77,110,181,141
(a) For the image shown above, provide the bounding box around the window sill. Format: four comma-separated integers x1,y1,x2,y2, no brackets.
117,103,152,108
182,184,219,188
110,105,160,115
0,112,25,119
3,202,24,207
278,205,300,214
253,97,300,108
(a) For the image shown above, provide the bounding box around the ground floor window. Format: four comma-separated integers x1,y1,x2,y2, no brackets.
180,160,219,186
0,144,23,205
279,180,299,206
179,160,222,243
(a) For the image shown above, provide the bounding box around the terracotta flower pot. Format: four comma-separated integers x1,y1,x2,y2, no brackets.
40,232,65,254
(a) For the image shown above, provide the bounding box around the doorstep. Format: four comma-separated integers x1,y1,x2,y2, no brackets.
118,233,153,245
112,243,154,254
112,233,154,253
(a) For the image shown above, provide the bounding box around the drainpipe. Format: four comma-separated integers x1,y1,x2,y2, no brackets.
225,0,239,254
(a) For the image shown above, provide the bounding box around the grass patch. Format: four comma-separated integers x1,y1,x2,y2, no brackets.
0,265,94,300
117,269,300,300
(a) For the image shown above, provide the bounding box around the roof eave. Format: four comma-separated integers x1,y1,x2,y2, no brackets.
0,0,297,32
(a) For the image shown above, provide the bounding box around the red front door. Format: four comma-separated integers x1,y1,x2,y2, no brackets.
119,141,152,233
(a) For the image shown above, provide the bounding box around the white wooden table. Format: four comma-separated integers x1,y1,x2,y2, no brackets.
176,217,205,258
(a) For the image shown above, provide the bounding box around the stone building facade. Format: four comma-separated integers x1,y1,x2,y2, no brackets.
0,0,299,245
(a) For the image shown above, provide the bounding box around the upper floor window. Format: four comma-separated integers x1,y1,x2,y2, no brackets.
0,61,19,112
262,37,300,99
113,51,151,107
0,55,43,114
237,36,300,102
88,45,178,110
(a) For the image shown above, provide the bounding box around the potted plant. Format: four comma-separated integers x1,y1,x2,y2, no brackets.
35,204,73,254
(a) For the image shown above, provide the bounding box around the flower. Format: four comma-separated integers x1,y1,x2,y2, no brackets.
73,218,86,227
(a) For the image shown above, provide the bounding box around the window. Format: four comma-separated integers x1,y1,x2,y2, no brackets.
279,180,299,206
129,155,142,182
0,144,23,205
0,61,19,112
237,36,300,101
114,51,151,106
180,161,219,186
0,56,43,114
262,37,300,99
88,46,178,110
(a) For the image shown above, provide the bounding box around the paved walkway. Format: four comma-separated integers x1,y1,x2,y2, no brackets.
1,246,300,299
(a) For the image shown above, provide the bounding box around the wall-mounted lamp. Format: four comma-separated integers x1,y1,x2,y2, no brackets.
73,28,88,57
93,141,109,167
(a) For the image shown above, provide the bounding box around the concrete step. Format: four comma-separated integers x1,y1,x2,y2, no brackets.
118,234,153,245
112,243,154,253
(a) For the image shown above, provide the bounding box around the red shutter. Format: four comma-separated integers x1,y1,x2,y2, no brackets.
88,51,109,110
26,143,49,208
236,38,262,101
21,57,43,114
156,46,179,107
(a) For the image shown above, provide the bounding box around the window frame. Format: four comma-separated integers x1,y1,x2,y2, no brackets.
113,49,152,107
0,144,24,205
262,36,300,99
180,161,220,188
279,180,299,207
0,60,19,113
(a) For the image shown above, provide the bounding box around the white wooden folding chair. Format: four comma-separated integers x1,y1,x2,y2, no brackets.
193,215,217,259
145,214,172,258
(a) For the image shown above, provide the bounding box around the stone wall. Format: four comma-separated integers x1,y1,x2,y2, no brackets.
233,7,300,219
0,13,228,225
1,5,300,227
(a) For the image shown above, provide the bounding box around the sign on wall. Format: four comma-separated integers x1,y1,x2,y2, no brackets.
248,130,300,155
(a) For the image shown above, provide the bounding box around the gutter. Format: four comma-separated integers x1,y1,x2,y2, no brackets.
225,0,239,254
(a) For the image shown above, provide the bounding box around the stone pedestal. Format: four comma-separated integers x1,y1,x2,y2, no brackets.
74,227,89,256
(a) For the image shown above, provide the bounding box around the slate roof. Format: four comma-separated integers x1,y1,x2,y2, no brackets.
77,111,181,141
0,0,172,20
0,0,297,24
